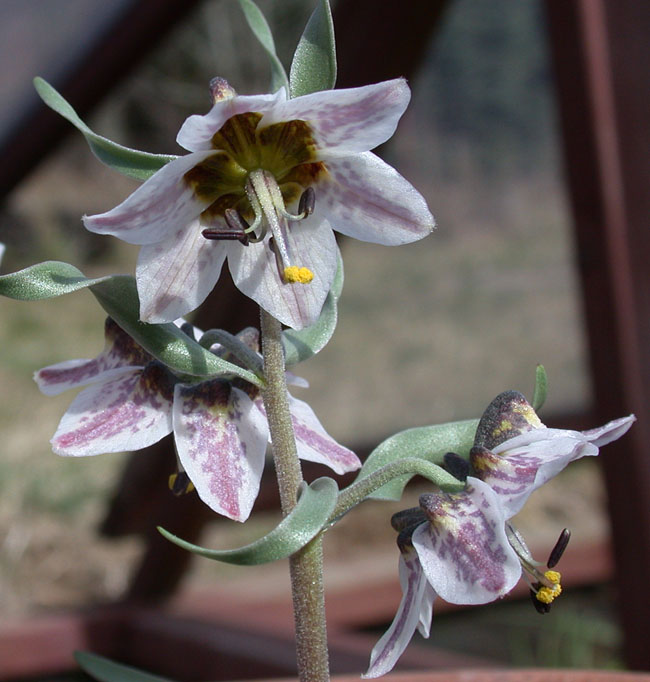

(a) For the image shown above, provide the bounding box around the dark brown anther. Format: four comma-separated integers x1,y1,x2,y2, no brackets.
443,452,470,481
547,528,571,568
170,471,193,496
202,209,249,245
298,187,315,217
530,587,552,614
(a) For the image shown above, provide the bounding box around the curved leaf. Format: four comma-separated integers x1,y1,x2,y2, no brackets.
0,261,262,385
282,251,342,365
289,0,337,97
158,477,338,564
75,652,172,682
356,419,479,500
34,77,176,181
238,0,289,93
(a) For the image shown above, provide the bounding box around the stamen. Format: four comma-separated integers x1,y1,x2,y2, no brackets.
246,169,314,284
530,588,552,614
443,452,470,481
298,187,315,217
202,209,250,244
547,528,571,568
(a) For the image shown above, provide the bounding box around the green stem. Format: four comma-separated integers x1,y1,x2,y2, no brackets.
260,309,330,682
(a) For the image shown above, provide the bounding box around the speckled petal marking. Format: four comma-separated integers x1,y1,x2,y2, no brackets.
51,363,174,456
173,382,268,522
413,477,521,605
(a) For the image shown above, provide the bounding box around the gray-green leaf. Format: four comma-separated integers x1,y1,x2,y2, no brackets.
355,419,479,500
282,252,342,365
75,652,173,682
0,261,262,385
289,0,337,97
238,0,289,93
34,77,176,181
158,477,338,564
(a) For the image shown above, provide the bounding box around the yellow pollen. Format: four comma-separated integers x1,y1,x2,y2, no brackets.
283,266,314,284
536,570,563,604
544,570,561,584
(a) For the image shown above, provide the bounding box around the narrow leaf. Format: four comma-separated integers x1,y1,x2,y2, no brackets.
532,364,548,412
158,477,338,564
289,0,337,97
75,652,173,682
282,251,342,365
34,77,176,181
0,262,262,385
238,0,289,93
355,419,479,500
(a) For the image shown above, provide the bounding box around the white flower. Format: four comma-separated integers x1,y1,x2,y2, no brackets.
83,79,434,329
35,319,360,522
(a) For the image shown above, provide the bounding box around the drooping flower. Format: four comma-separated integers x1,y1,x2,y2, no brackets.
35,318,360,521
364,392,634,678
83,78,434,329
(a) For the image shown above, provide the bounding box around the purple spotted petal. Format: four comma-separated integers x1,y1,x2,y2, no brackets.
287,394,360,474
136,219,228,323
51,365,174,456
176,89,286,152
363,550,433,679
173,381,268,522
413,477,521,605
83,150,215,245
35,318,150,395
313,152,434,245
262,80,410,156
226,218,338,330
474,416,635,518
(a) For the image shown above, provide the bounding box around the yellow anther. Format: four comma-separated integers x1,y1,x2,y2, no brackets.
283,266,314,284
544,570,561,584
536,583,562,604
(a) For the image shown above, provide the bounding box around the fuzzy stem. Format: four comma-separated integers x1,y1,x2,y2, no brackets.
260,309,330,682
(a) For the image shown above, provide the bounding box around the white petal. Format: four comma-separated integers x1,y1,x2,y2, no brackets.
176,89,287,152
413,478,521,605
35,318,149,395
363,552,431,679
287,394,360,474
581,414,635,447
173,383,268,522
227,218,337,330
314,152,434,244
51,367,173,456
83,151,215,245
136,219,227,323
262,80,410,156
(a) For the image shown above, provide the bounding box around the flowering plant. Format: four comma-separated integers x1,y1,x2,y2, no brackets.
0,2,634,681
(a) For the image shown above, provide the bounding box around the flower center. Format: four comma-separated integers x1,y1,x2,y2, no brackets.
184,112,327,283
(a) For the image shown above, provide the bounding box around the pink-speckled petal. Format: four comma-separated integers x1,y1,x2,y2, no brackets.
313,152,434,245
287,394,360,474
227,218,337,330
51,365,174,456
262,80,410,156
35,318,151,395
413,477,521,605
83,150,215,245
363,550,432,679
136,219,227,323
173,382,268,522
176,89,287,152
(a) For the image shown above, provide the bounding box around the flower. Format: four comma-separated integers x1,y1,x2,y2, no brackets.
83,78,434,329
34,318,360,521
364,391,634,678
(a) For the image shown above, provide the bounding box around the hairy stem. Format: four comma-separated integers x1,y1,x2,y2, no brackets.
260,309,330,682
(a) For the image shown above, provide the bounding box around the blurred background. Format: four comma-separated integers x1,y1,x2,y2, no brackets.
1,0,646,678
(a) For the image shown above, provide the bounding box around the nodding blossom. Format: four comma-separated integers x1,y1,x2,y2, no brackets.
35,318,360,522
364,391,634,677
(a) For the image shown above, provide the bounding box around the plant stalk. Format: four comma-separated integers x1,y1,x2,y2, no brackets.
260,309,330,682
